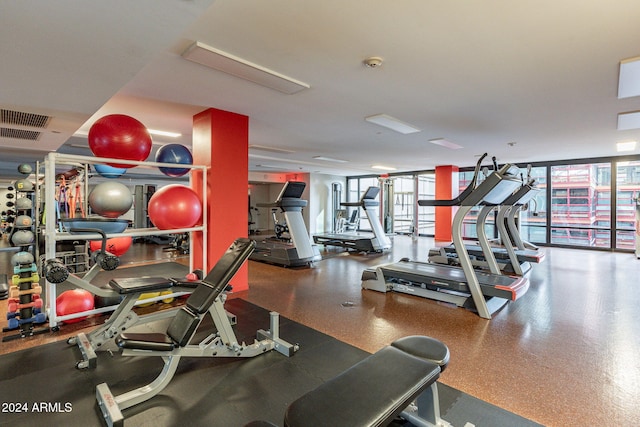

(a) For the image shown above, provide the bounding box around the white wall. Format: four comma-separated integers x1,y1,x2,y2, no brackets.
248,173,346,235
309,173,346,234
248,184,272,231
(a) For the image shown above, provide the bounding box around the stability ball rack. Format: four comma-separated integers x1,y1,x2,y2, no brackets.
43,152,208,329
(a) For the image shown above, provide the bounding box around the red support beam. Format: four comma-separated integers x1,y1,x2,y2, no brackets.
191,108,250,291
434,165,459,242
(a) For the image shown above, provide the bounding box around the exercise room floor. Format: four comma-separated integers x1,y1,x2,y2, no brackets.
1,235,639,426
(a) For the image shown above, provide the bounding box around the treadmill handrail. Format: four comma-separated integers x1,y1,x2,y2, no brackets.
341,186,380,207
418,153,488,207
500,178,539,206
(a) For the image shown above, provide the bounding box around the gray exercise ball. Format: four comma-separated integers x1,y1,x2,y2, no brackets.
17,163,33,175
11,229,34,246
15,179,34,192
11,251,34,266
88,181,133,218
15,197,33,210
14,215,33,228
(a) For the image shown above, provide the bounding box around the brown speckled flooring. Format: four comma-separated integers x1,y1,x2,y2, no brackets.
2,235,639,426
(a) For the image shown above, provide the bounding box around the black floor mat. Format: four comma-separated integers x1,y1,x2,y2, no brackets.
0,299,542,427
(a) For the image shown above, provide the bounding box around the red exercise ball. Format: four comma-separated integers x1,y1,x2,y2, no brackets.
89,236,133,257
88,114,152,168
148,185,202,230
56,289,94,324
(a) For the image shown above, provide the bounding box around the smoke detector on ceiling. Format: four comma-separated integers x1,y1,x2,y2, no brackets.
363,56,383,68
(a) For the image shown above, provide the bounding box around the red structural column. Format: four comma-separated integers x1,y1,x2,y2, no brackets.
434,165,459,242
191,108,249,291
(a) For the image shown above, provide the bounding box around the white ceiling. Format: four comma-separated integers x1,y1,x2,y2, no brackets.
2,0,640,182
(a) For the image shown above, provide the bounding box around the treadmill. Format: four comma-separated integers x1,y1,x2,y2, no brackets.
429,176,545,275
500,177,543,252
362,154,530,319
250,181,321,267
313,186,392,253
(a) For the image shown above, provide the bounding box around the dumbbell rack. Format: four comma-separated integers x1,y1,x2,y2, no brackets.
3,172,49,342
42,152,208,330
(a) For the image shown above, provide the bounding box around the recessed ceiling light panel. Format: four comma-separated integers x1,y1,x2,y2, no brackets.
249,144,296,154
429,138,463,150
617,141,637,152
312,156,348,163
371,165,397,171
617,111,640,130
148,129,181,138
365,114,421,134
618,56,640,99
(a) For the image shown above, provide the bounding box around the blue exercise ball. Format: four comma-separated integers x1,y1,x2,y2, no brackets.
155,144,193,177
94,163,127,179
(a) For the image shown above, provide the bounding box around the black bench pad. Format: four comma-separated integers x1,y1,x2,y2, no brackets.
391,335,450,372
108,277,174,294
284,343,441,427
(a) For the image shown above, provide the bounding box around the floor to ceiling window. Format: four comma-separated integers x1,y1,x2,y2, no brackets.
347,177,378,232
347,155,640,251
458,169,492,240
390,175,415,235
615,160,640,250
416,173,435,235
550,163,610,248
519,166,547,245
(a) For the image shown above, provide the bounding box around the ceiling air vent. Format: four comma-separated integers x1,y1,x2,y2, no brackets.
0,127,41,141
0,108,51,128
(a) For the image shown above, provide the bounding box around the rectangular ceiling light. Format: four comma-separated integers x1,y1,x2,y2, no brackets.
617,111,640,130
254,164,284,169
429,138,463,150
617,141,637,152
313,156,348,163
618,56,640,99
365,114,421,134
148,128,181,138
249,144,296,154
182,41,310,94
371,164,397,171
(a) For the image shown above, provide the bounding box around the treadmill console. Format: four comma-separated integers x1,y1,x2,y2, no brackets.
360,186,380,201
277,181,306,201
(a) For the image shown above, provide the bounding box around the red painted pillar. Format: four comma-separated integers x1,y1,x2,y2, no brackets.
191,108,249,291
434,165,459,242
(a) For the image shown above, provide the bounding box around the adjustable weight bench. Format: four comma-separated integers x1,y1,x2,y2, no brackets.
96,238,298,427
43,227,206,369
68,274,204,369
246,335,470,427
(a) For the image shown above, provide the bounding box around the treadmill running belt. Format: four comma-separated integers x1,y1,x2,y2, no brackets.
379,260,528,300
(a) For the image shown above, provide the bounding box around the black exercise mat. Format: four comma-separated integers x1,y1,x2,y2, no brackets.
0,299,542,427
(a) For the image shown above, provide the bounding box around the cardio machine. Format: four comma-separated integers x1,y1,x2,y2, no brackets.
429,165,545,276
250,181,321,267
362,154,530,319
313,186,392,253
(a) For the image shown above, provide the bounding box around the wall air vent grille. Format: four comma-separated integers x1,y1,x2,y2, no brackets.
0,109,51,128
0,127,41,141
